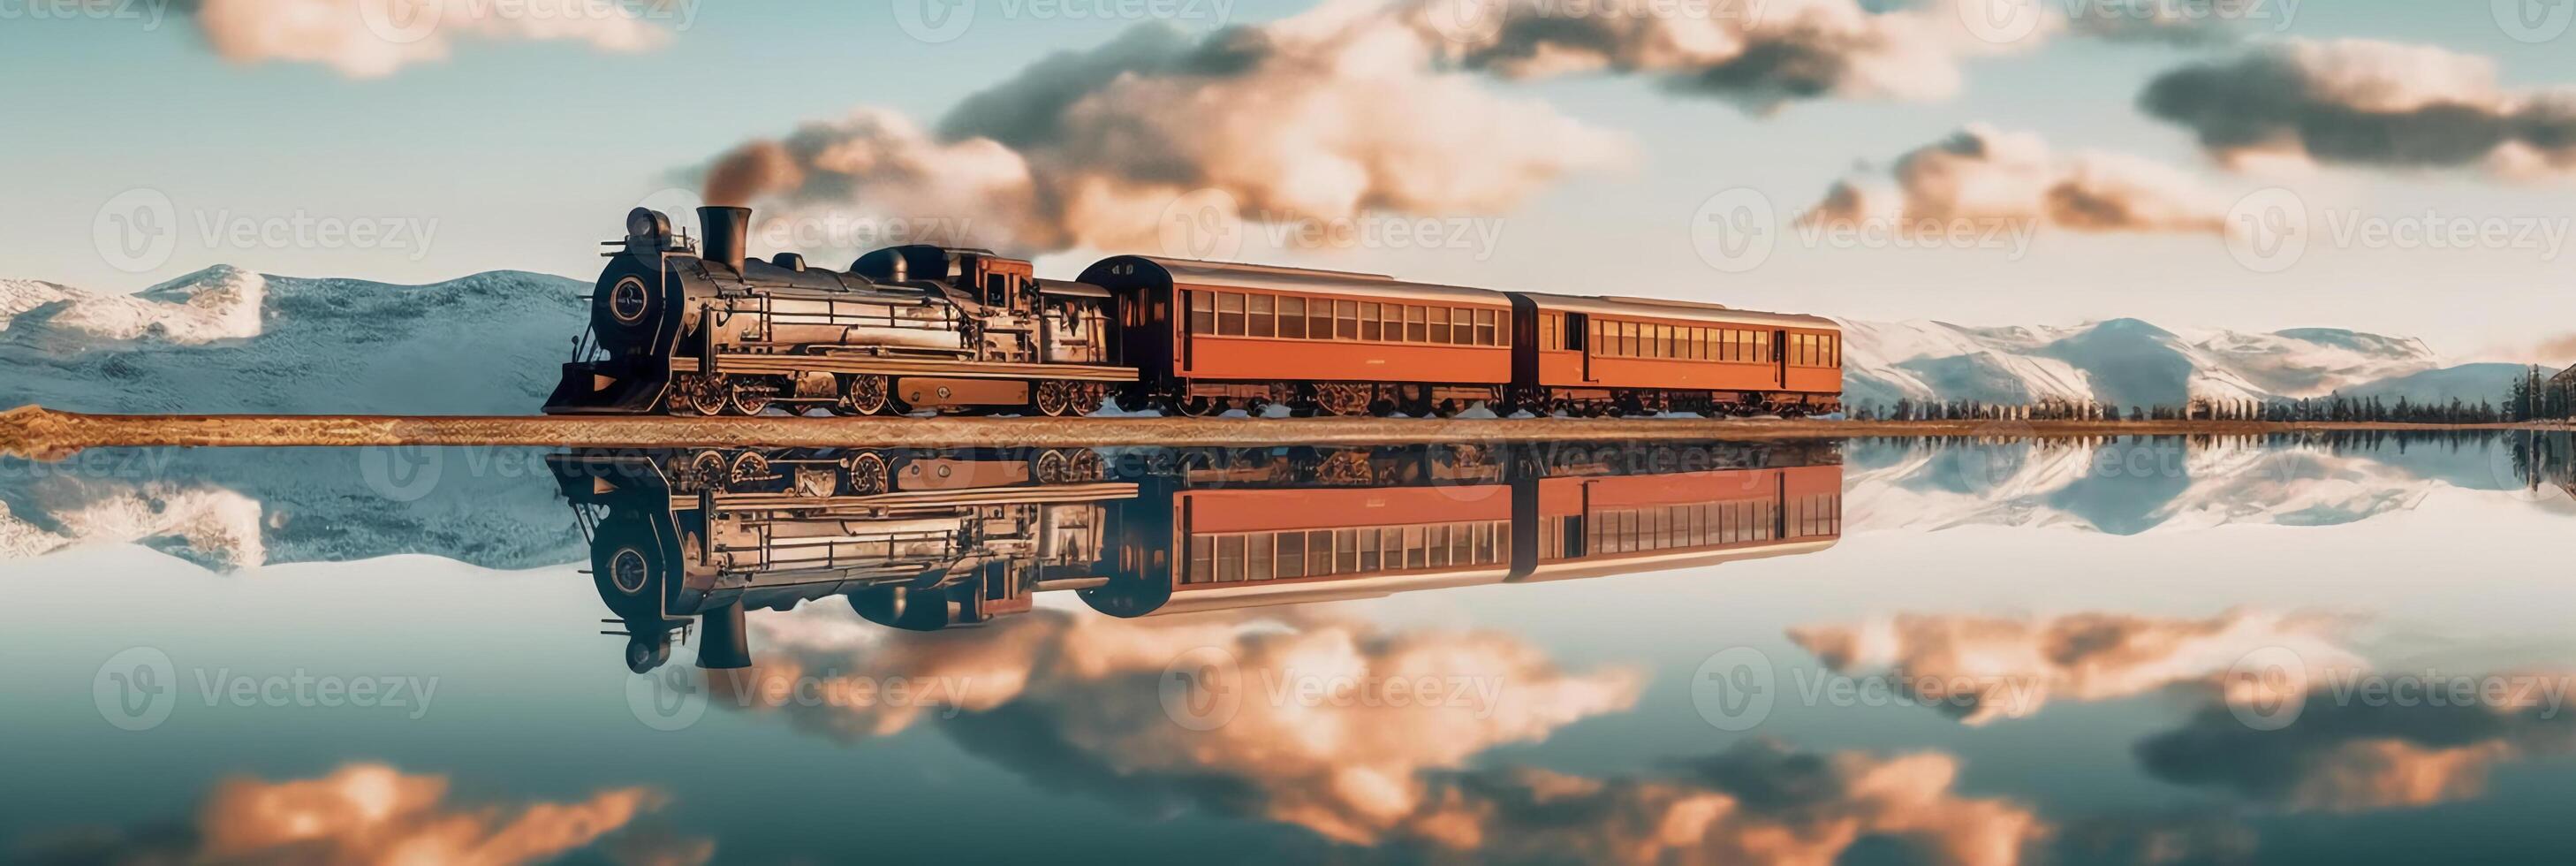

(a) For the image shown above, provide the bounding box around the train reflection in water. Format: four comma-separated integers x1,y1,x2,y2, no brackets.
551,441,1843,672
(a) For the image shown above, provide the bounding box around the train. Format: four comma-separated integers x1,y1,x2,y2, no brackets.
551,440,1843,672
544,207,1844,419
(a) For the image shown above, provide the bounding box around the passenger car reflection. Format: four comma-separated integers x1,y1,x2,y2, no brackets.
552,442,1841,672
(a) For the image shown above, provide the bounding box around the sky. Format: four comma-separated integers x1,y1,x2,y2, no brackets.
2,0,2572,362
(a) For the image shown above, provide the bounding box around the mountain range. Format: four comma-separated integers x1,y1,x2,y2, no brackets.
1837,318,2528,413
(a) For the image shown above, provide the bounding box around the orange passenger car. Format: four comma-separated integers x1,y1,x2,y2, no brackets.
1510,293,1844,416
1082,256,1517,416
1083,444,1844,618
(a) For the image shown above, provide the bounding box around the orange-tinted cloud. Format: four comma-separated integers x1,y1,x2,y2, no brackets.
696,18,1626,256
1789,609,2358,724
1798,125,2231,238
1393,740,2049,865
180,0,679,78
724,604,1645,845
20,763,694,865
2138,685,2576,812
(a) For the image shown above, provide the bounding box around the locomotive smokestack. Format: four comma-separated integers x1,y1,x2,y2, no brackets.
697,206,750,273
693,601,752,670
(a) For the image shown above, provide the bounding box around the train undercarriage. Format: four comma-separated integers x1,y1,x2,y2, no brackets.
1107,380,1840,418
657,446,1110,498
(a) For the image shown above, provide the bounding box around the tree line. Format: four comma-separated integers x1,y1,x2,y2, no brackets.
1850,390,2527,425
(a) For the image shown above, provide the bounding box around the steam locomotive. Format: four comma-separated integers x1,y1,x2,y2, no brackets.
556,441,1843,672
545,207,1844,418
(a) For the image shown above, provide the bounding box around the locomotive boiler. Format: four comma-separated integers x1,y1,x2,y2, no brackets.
545,206,1131,416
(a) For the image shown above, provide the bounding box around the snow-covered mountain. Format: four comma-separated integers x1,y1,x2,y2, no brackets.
0,265,585,414
1842,436,2559,536
1837,318,2516,412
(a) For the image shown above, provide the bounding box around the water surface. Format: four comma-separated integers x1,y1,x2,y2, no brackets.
2,433,2569,864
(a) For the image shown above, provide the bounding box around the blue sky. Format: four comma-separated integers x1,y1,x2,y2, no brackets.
3,0,2571,360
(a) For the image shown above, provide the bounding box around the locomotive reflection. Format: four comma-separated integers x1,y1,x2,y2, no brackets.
552,441,1842,672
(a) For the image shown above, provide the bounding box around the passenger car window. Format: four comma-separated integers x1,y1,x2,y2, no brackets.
1216,292,1244,336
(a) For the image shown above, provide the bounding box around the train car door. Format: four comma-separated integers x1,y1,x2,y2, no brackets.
1569,313,1594,383
1772,329,1788,390
1178,289,1195,374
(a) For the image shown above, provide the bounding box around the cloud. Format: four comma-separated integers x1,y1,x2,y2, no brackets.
1795,125,2234,238
1788,608,2357,724
1391,739,2049,864
1415,0,2250,112
2137,682,2576,812
720,604,1645,845
2140,39,2576,179
691,0,2257,258
16,763,685,865
695,16,1627,256
1420,0,2037,112
2471,333,2576,368
175,0,678,78
2064,0,2254,46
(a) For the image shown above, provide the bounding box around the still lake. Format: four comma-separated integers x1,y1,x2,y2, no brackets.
2,433,2569,864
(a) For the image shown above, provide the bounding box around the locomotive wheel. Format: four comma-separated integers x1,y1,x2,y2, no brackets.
728,382,774,416
838,375,890,416
1035,449,1071,483
1034,380,1077,417
841,452,890,496
1070,448,1102,481
728,452,773,490
677,375,729,416
1174,397,1224,417
1318,384,1380,417
678,450,729,494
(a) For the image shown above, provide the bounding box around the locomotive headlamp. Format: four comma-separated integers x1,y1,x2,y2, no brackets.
608,276,651,324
